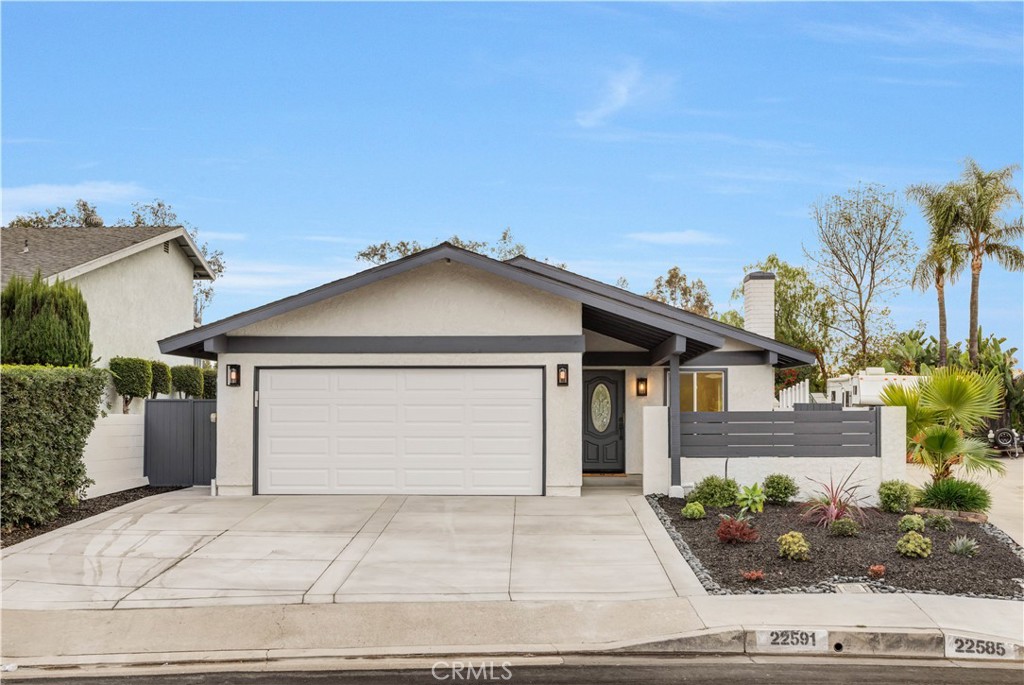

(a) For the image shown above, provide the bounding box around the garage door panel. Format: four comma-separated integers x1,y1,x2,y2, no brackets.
333,469,399,488
403,404,466,424
269,436,330,455
403,436,466,455
334,437,398,455
267,468,331,488
267,373,331,393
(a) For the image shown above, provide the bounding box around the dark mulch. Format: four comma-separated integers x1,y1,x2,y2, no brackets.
655,495,1024,598
1,486,185,548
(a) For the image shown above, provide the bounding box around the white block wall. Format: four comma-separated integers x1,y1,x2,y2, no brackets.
81,414,148,497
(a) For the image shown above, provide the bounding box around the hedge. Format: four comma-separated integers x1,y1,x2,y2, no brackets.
109,357,152,414
1,365,108,527
150,361,172,398
171,364,204,398
202,368,217,399
1,272,93,367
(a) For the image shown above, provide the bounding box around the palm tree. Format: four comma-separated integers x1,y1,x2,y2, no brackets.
907,184,964,367
948,159,1024,367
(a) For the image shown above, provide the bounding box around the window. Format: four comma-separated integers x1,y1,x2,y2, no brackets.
679,371,724,412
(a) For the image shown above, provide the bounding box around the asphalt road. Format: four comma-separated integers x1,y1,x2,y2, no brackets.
14,660,1023,685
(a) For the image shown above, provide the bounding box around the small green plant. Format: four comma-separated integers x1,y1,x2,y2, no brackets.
716,515,759,543
688,476,739,508
917,478,992,513
777,531,810,561
925,514,954,532
736,483,766,514
763,473,799,505
681,501,706,520
896,531,933,558
109,357,152,414
150,361,172,398
948,536,980,558
829,517,860,537
202,368,217,400
898,514,925,533
171,365,204,398
878,480,918,514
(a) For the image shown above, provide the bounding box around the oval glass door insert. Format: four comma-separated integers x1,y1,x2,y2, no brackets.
591,383,612,432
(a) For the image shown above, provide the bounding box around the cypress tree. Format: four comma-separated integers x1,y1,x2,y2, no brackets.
1,271,94,367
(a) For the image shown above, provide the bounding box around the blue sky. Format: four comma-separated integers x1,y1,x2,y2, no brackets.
3,2,1022,351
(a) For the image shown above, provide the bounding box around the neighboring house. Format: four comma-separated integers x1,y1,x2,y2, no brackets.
1,225,214,495
159,242,816,498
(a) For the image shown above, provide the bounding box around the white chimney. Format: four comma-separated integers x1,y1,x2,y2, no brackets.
742,271,775,339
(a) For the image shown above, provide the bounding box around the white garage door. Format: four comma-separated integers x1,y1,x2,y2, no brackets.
257,367,544,495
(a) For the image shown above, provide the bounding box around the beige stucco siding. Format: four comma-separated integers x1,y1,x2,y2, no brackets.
681,363,775,411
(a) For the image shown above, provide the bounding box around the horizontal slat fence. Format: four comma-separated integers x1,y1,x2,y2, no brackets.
680,409,879,458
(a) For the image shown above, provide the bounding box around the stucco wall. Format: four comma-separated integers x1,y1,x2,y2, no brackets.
680,364,775,411
81,414,148,497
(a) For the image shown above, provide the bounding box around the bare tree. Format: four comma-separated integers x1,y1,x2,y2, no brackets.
804,184,915,371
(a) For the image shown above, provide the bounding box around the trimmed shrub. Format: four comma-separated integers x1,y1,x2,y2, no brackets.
829,517,860,537
689,476,739,508
1,365,107,527
918,478,992,513
681,502,706,520
763,473,799,505
202,368,217,400
896,531,932,558
1,272,93,367
878,480,917,514
150,361,172,398
716,515,759,543
898,514,925,533
948,536,979,558
777,531,810,560
171,365,204,398
109,357,152,414
925,514,954,532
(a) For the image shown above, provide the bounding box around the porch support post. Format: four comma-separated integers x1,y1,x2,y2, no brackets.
669,352,682,487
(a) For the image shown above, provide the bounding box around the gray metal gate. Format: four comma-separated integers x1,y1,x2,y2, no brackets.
144,399,217,486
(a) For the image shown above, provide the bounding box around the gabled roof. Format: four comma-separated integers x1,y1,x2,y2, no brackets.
157,242,814,368
0,225,215,287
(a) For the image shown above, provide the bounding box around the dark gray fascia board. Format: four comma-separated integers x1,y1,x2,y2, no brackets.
582,352,653,366
507,256,816,366
683,351,777,367
159,243,724,356
650,334,687,366
217,335,586,355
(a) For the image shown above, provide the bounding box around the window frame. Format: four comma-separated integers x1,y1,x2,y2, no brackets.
669,366,729,413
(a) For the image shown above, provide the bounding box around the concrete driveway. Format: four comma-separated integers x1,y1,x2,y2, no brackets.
1,487,703,610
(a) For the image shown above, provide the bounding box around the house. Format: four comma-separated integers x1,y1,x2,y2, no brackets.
1,225,215,494
159,242,816,497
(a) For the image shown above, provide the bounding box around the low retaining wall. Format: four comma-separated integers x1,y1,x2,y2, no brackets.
82,414,148,497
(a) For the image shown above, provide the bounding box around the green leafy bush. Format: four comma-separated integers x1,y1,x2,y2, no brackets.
681,502,706,520
763,473,798,505
1,272,93,367
1,365,107,527
171,365,204,398
688,476,739,508
896,531,932,558
150,361,172,397
898,514,925,533
736,483,766,514
925,514,954,532
202,368,217,399
948,536,979,558
829,517,860,537
109,357,151,414
918,478,992,513
777,531,810,560
878,480,918,514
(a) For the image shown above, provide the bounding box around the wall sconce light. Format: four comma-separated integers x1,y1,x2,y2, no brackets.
636,377,648,397
226,364,241,387
556,364,569,387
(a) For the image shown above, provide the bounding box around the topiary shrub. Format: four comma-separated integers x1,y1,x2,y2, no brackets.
763,473,798,505
898,514,925,533
688,476,739,508
925,514,954,532
1,365,107,527
202,368,217,399
1,272,93,367
917,478,992,513
829,517,860,537
777,531,810,560
109,357,152,414
878,480,917,514
681,501,706,520
171,365,204,398
150,361,172,398
896,531,932,558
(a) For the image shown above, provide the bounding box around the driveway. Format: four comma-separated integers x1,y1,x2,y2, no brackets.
1,487,703,610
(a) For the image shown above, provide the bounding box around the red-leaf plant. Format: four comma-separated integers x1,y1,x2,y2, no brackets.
716,515,760,543
742,570,765,582
799,466,870,527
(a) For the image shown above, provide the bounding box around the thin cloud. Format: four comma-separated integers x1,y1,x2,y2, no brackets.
1,180,147,223
576,63,672,128
202,231,247,242
301,235,367,245
626,230,729,246
214,259,359,293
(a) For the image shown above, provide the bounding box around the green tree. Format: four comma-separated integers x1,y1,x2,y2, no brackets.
646,267,714,317
882,330,938,375
1,272,93,367
356,228,533,265
109,357,152,414
805,184,915,371
6,200,103,228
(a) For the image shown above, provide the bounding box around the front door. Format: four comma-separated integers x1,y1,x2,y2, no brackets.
582,370,625,473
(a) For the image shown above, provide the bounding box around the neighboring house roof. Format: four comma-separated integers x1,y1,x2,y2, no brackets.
0,225,215,287
158,242,815,368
